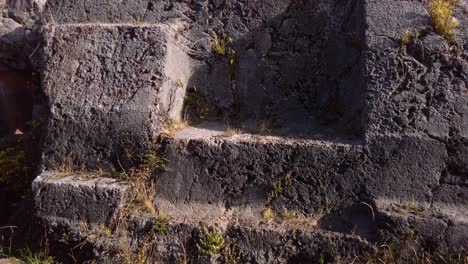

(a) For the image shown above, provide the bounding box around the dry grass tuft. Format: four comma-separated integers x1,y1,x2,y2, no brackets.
428,0,459,44
280,208,320,229
131,180,157,217
94,224,112,238
212,33,234,56
161,120,188,138
262,207,275,221
217,128,242,139
116,148,169,221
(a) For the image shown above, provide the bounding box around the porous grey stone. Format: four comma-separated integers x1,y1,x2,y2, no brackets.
22,0,468,261
43,201,376,264
366,135,447,203
374,202,468,255
40,24,190,170
362,0,468,224
32,171,132,226
364,0,468,138
156,123,366,214
41,0,366,136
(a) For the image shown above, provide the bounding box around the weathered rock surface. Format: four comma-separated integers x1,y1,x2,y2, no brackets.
157,123,365,214
362,1,468,245
40,202,375,263
40,24,185,170
33,171,132,226
0,0,465,262
42,0,367,136
364,0,468,139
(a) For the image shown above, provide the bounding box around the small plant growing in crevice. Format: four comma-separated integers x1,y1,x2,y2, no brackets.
221,242,244,264
175,80,184,88
266,171,293,204
212,33,234,57
217,127,242,139
184,88,213,124
18,248,59,264
212,33,239,112
399,197,426,214
404,203,425,214
267,181,284,203
0,147,32,193
135,14,145,24
257,118,288,136
262,207,276,221
280,208,319,229
95,224,112,238
258,119,273,135
361,234,468,264
196,225,225,257
116,147,169,219
140,149,169,173
428,0,459,44
153,215,173,235
161,119,188,138
0,226,60,264
402,29,412,47
130,180,158,217
401,28,420,47
0,133,41,224
212,33,237,67
117,237,155,264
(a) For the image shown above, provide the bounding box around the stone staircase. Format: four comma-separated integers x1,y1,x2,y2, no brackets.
30,0,467,263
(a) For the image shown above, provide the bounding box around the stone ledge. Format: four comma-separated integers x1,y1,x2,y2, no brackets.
32,171,132,226
156,124,365,213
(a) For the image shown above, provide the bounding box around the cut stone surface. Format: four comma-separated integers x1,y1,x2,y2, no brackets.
42,0,367,136
13,0,468,261
364,0,468,138
155,124,467,217
156,123,365,214
43,198,375,264
40,24,190,170
365,135,448,203
374,199,468,255
32,171,132,226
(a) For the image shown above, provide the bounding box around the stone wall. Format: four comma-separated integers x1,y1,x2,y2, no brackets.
0,0,467,262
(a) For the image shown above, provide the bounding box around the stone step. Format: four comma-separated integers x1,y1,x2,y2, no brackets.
373,199,468,256
39,0,367,173
38,195,375,263
31,171,375,263
32,171,467,262
33,171,133,226
40,23,190,170
124,207,375,264
42,0,304,27
155,122,365,215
